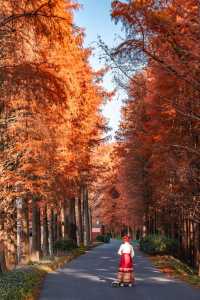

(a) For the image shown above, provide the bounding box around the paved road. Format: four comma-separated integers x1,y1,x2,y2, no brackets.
39,240,200,300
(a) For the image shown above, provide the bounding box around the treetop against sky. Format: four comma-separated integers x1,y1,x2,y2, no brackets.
75,0,126,138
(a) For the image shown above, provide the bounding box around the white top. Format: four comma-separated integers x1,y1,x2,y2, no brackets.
118,242,134,258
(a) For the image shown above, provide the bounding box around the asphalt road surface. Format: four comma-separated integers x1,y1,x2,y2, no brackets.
39,240,200,300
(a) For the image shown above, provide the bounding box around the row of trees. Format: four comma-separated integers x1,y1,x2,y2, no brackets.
0,0,108,270
100,0,200,273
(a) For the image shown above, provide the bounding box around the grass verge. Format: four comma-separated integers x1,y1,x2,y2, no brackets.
150,255,200,288
0,247,86,300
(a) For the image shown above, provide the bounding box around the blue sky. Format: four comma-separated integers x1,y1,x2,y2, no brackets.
74,0,125,137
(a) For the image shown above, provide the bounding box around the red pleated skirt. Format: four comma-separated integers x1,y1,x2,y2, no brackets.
119,253,133,272
118,254,134,283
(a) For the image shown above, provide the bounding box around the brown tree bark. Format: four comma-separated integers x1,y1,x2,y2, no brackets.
42,205,49,256
0,212,7,272
31,198,41,260
63,200,70,239
36,207,41,252
47,209,54,256
57,211,62,241
75,196,83,246
83,186,90,247
21,200,30,262
4,210,17,268
53,212,57,242
69,198,77,244
197,224,200,276
61,201,68,239
89,207,92,242
32,198,37,254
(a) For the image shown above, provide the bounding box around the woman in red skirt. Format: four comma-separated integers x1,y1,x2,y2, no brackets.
117,235,135,286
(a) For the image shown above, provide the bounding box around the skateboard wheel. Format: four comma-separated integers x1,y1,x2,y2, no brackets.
112,282,119,287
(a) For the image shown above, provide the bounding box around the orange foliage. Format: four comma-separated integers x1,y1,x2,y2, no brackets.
108,0,200,259
0,0,108,261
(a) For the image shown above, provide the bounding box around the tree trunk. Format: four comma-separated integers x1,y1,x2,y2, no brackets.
3,203,17,268
0,249,7,272
47,209,54,256
57,212,62,241
63,200,70,239
170,211,175,239
89,207,92,242
42,205,49,256
75,196,83,246
32,198,37,253
16,199,22,264
31,198,41,260
154,209,157,234
69,198,77,244
186,218,190,263
198,224,200,276
83,186,90,247
21,200,30,262
36,207,41,252
182,217,187,260
61,203,66,239
53,212,57,242
190,221,195,267
0,212,7,272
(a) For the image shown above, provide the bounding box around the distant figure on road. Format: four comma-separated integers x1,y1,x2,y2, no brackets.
117,236,135,286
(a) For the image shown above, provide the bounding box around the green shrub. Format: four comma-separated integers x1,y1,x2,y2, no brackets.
96,235,110,243
140,235,178,255
0,268,45,300
0,247,86,300
103,235,110,243
54,239,77,252
96,235,105,242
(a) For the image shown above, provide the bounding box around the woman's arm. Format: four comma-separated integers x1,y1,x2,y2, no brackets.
118,245,123,255
131,246,135,258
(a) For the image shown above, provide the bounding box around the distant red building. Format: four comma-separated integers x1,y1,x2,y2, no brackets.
91,224,105,240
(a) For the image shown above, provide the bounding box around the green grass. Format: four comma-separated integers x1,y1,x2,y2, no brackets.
0,247,87,300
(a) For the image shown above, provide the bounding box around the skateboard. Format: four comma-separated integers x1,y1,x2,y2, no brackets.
112,281,133,287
